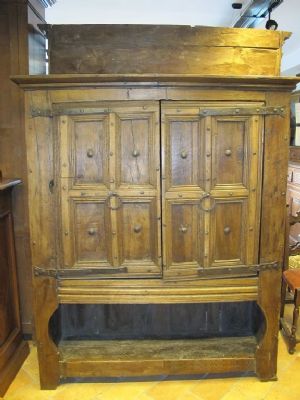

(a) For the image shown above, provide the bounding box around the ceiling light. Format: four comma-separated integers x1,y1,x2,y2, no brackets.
265,18,278,30
265,2,280,30
232,2,243,9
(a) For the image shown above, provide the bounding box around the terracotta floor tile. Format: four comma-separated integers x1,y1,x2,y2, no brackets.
3,369,36,399
264,386,300,400
272,357,300,395
191,377,240,400
4,383,55,400
134,393,155,400
146,379,199,400
220,387,252,400
51,382,109,400
99,381,157,400
176,390,205,400
233,378,274,400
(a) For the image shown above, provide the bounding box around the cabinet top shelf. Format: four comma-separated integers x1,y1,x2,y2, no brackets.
11,74,300,90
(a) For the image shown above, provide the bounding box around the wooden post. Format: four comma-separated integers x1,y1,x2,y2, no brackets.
33,275,60,389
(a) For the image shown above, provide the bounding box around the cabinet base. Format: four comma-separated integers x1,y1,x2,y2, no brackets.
51,337,257,385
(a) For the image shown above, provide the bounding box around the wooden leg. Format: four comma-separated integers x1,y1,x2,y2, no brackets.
288,289,300,354
256,269,281,381
34,276,60,389
280,279,287,319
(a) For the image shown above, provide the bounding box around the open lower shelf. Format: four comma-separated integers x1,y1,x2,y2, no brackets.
58,336,257,378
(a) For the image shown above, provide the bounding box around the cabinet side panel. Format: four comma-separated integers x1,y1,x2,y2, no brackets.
260,92,290,263
25,91,57,268
257,91,291,380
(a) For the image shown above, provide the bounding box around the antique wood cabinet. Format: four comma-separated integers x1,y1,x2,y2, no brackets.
0,178,29,396
13,74,298,389
12,25,300,389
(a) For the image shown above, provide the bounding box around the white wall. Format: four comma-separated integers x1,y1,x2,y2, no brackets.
45,0,236,27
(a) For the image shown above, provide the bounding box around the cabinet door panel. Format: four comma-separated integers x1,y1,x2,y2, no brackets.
74,201,111,263
164,116,205,191
211,117,249,189
165,201,203,269
60,115,109,187
210,199,246,266
116,114,155,187
62,199,112,268
118,199,159,267
170,121,200,186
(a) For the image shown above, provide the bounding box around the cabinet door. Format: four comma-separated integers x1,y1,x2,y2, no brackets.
208,114,262,268
59,103,161,277
113,105,161,275
162,105,206,276
161,103,262,278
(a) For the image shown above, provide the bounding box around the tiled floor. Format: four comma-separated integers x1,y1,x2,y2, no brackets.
3,308,300,400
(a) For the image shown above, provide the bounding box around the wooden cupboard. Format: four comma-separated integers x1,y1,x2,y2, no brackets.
0,178,29,396
12,73,299,389
12,24,300,389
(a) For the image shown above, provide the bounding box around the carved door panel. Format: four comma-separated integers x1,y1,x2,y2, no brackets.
62,199,113,268
60,114,110,188
161,105,206,277
208,114,262,269
117,198,160,271
59,103,161,277
164,201,204,271
161,103,262,278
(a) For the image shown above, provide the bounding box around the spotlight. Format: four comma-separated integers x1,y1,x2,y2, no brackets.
232,2,243,9
265,18,278,30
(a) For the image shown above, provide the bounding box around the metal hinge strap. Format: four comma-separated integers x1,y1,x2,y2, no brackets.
31,108,110,118
33,266,128,279
199,106,285,117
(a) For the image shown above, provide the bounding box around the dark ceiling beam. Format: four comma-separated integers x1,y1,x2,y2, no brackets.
233,0,283,28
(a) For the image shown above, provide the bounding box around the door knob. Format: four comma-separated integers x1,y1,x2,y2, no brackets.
224,226,231,234
180,150,188,159
132,149,140,157
133,224,142,233
88,227,97,236
87,149,94,158
179,224,188,233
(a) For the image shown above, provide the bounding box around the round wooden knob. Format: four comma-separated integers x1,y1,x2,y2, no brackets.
132,149,140,157
179,225,188,233
133,224,142,233
225,149,232,156
180,150,188,159
224,226,231,234
88,228,97,235
87,149,94,158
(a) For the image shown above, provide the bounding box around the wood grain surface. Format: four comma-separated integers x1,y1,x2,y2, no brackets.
46,25,289,76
